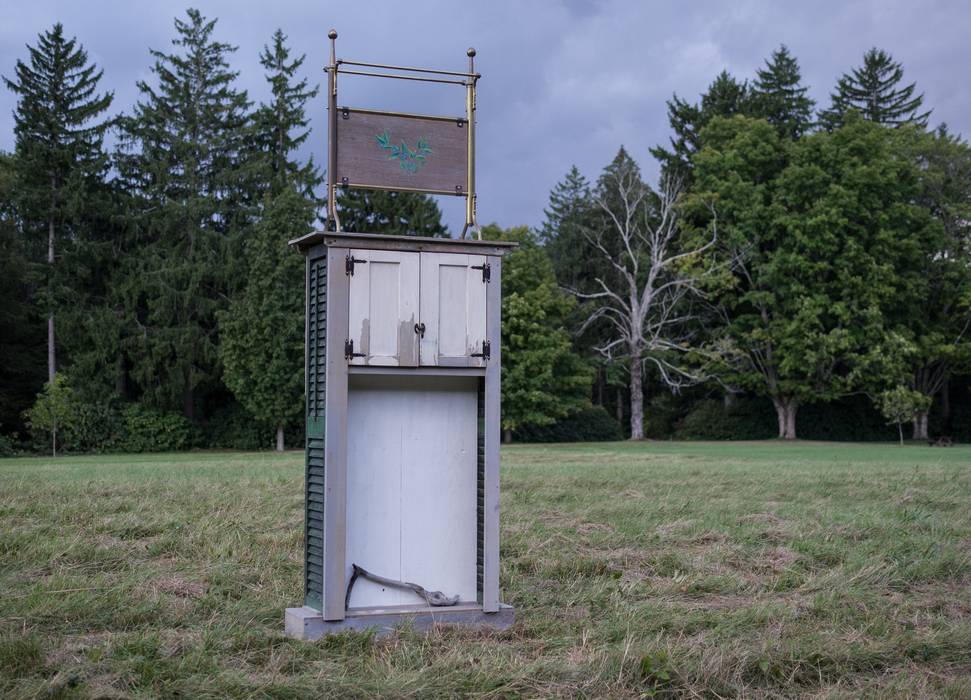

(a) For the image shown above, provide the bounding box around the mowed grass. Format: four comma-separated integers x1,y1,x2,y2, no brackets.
1,442,970,698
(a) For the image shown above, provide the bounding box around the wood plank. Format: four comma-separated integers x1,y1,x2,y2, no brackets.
482,256,502,613
323,249,350,621
336,109,468,196
345,375,478,609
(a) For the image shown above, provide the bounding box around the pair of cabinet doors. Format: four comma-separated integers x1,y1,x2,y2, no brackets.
345,249,490,367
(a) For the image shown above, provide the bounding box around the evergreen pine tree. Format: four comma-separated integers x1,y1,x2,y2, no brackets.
651,71,750,180
0,153,46,436
115,9,252,419
220,187,312,451
818,47,930,129
252,29,321,200
3,23,113,384
219,28,321,451
336,189,449,237
751,45,815,139
538,165,597,290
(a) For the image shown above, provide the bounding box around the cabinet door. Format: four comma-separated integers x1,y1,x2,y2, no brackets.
347,249,420,366
419,253,489,367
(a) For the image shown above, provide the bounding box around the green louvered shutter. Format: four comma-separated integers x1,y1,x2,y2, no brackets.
304,252,327,610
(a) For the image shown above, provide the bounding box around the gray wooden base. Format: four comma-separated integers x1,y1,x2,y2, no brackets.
284,603,515,640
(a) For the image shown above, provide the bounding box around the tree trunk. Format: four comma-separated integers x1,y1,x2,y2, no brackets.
629,354,644,440
898,423,904,446
182,368,194,421
616,386,624,424
47,216,55,383
723,391,737,410
941,377,950,423
276,424,285,452
52,422,57,458
503,428,512,444
911,411,929,441
772,396,798,440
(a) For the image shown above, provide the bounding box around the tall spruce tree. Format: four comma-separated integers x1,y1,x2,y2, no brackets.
818,48,930,129
220,28,321,451
115,9,252,419
3,23,113,384
252,29,321,199
0,153,46,436
538,165,596,289
651,71,751,180
336,189,449,237
751,45,814,139
220,187,313,451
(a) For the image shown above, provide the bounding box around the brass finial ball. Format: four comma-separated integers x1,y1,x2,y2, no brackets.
328,29,338,40
467,47,476,58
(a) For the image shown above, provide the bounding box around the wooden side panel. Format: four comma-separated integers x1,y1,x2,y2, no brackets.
322,250,350,621
345,375,479,609
419,253,489,367
482,256,502,612
347,249,420,367
336,109,468,196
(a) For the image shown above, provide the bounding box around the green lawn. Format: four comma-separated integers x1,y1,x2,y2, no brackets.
1,442,969,698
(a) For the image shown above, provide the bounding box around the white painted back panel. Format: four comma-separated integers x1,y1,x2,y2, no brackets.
419,253,489,367
347,249,420,366
345,375,478,609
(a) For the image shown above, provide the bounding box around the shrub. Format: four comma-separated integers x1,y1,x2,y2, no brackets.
515,405,623,443
675,398,776,440
117,404,192,453
205,402,269,450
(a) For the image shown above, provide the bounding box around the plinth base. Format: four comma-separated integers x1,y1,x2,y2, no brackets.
284,602,515,640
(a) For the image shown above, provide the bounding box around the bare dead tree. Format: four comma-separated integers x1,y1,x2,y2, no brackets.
569,160,716,440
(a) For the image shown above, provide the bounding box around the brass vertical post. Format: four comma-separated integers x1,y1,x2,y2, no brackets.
463,48,479,240
327,29,341,231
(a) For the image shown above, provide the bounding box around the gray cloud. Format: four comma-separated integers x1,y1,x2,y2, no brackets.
2,0,968,233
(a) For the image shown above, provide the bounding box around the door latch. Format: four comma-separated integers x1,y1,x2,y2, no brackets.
345,254,367,276
471,262,491,283
471,340,491,361
344,339,365,360
414,322,426,338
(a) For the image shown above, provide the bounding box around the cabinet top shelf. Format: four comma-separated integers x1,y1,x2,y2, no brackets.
289,230,517,257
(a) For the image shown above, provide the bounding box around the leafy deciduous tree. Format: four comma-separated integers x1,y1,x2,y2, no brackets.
487,224,593,441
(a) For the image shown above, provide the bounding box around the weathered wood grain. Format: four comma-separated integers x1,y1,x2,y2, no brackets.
336,109,468,195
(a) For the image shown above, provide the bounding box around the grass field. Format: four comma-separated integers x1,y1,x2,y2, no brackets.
1,441,970,698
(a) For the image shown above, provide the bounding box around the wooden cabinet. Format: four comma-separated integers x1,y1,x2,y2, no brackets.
419,253,488,367
346,249,420,366
345,249,489,368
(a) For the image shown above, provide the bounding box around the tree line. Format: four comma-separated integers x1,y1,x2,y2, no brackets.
1,13,969,454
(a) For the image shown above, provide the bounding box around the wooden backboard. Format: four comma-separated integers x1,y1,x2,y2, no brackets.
335,108,469,196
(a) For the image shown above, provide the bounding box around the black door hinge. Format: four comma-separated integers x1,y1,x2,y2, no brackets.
414,322,426,338
345,254,367,276
471,340,491,361
471,262,491,283
344,339,365,360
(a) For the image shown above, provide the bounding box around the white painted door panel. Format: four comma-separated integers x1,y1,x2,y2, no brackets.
419,253,488,367
345,375,478,609
347,249,419,366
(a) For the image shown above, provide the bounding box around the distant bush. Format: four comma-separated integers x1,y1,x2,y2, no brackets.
117,404,192,453
62,400,122,453
797,397,897,442
675,398,776,440
515,405,623,443
206,402,268,450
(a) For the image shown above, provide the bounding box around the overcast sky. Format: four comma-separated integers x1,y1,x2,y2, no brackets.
2,1,969,234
